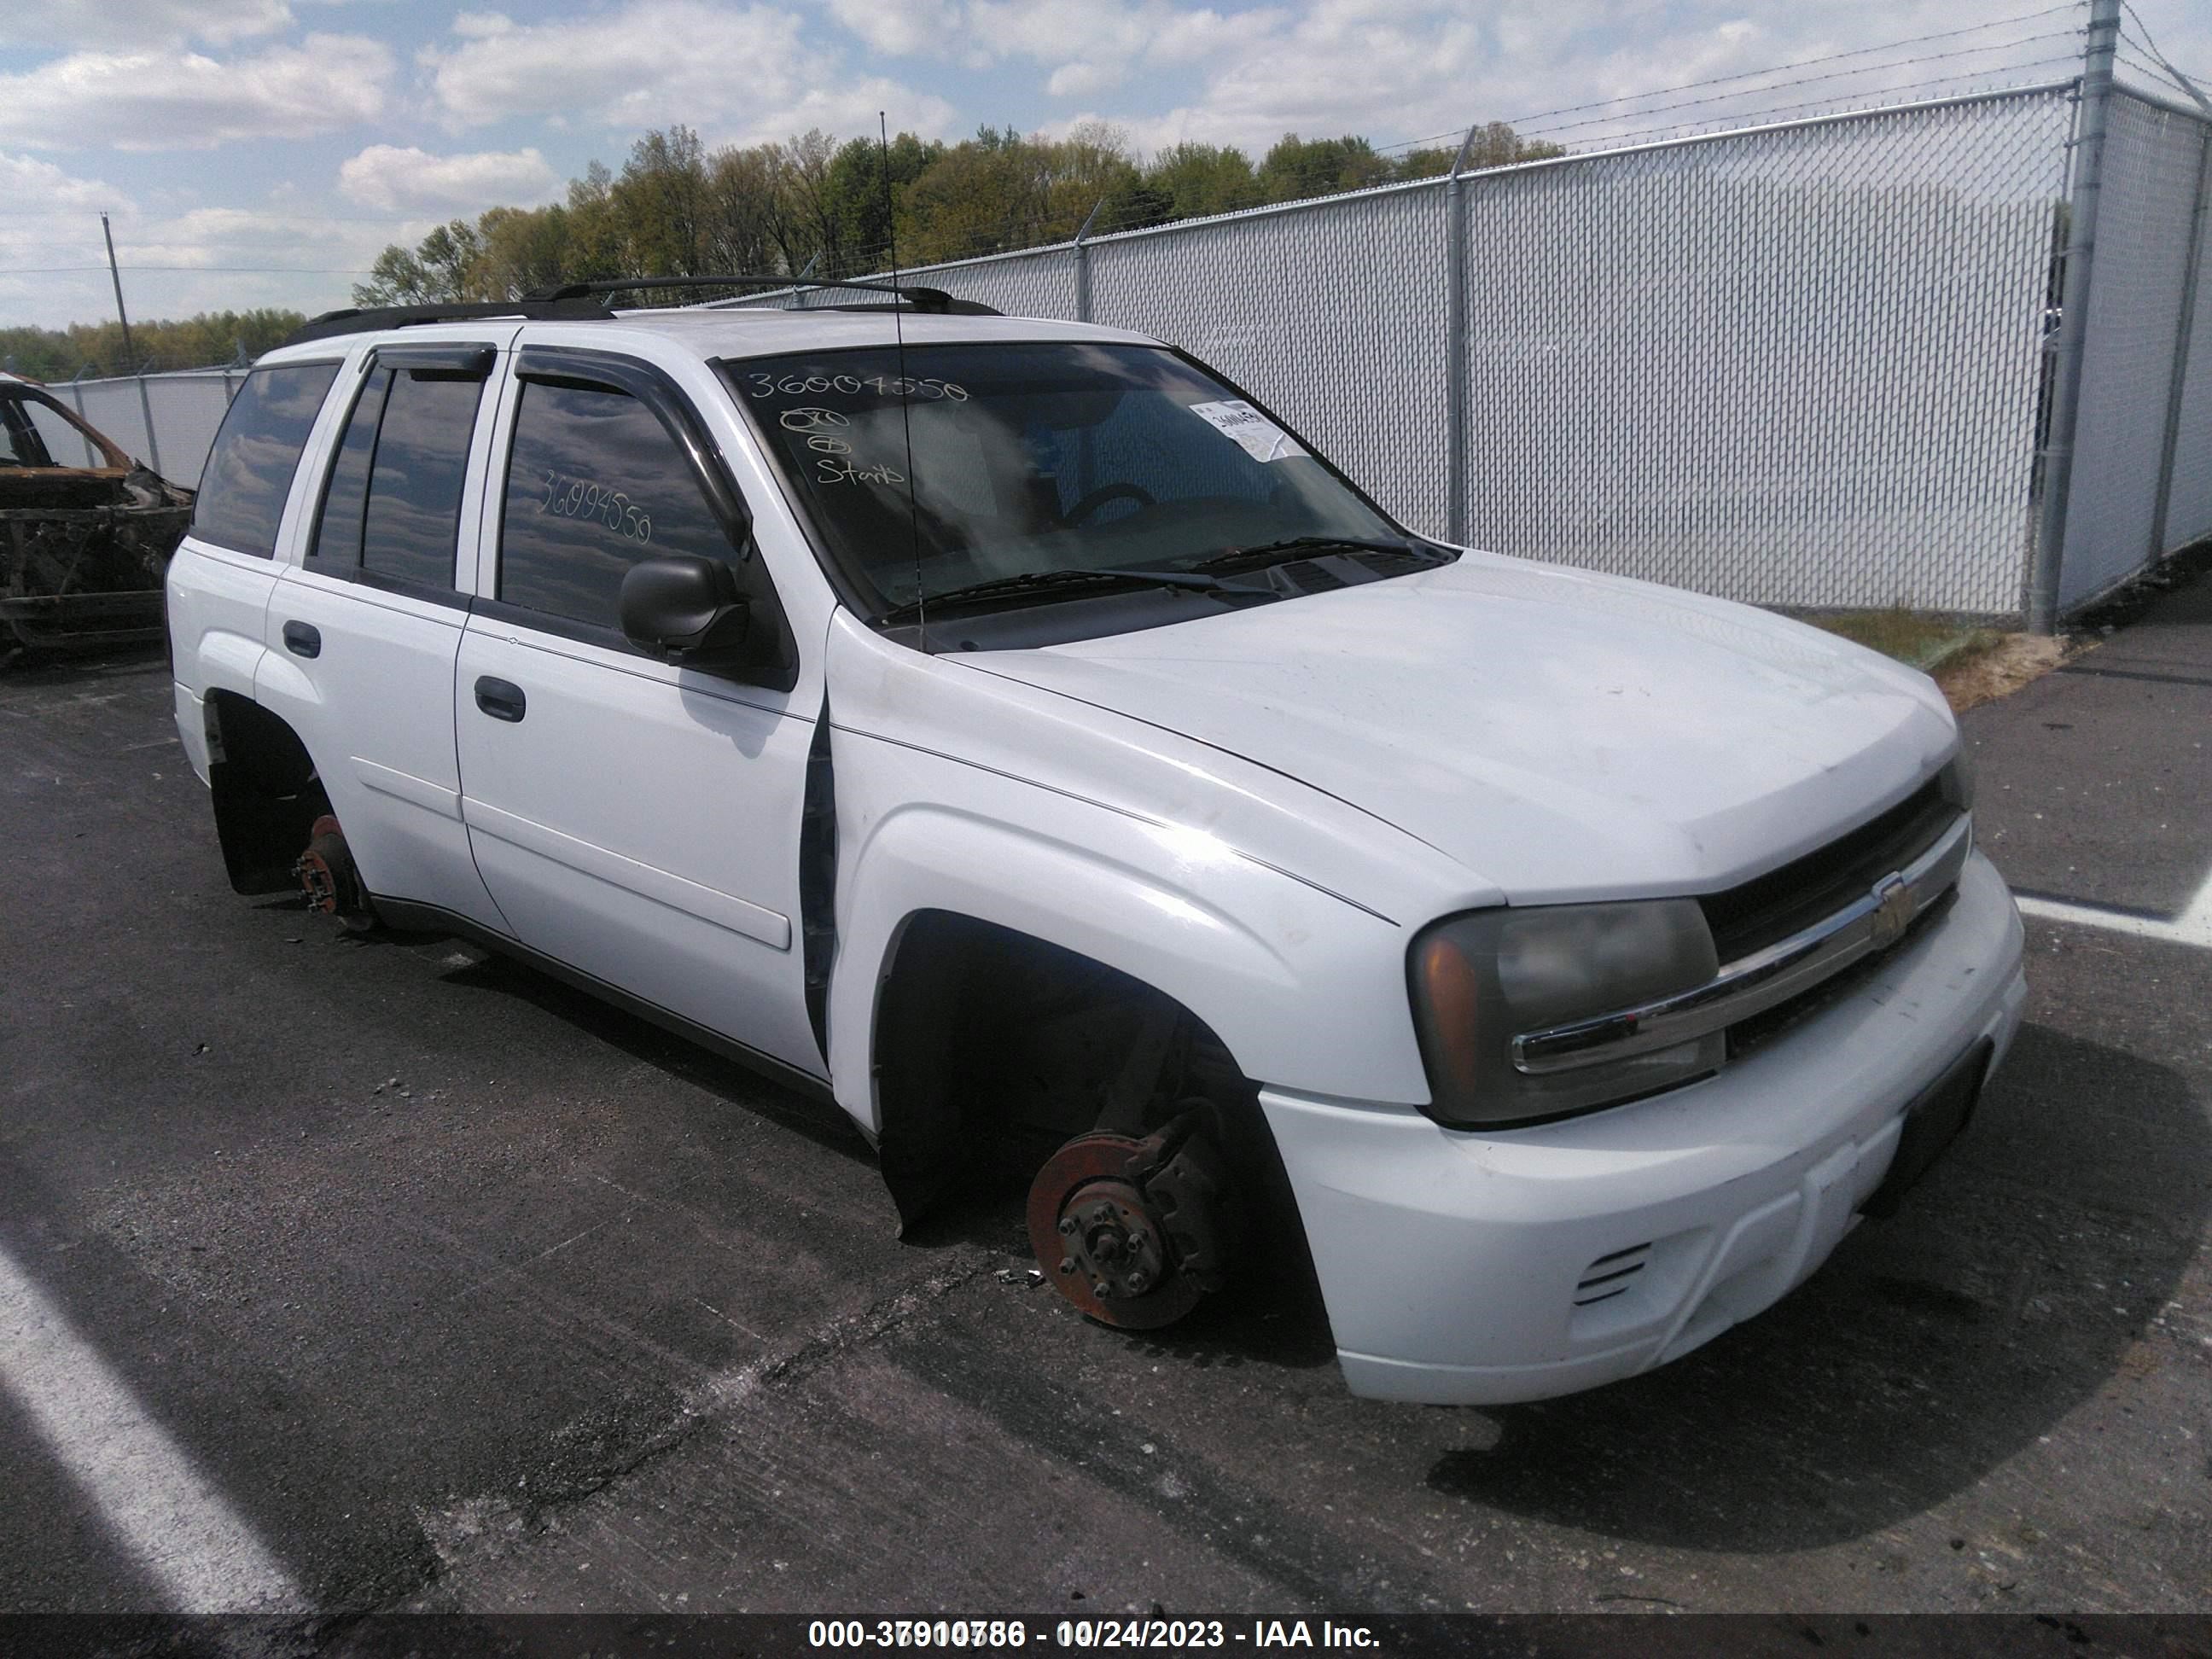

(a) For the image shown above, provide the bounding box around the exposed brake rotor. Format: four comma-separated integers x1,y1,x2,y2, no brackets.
1025,1115,1234,1331
294,814,374,933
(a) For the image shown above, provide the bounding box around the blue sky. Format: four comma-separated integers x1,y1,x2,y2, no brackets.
3,0,2208,335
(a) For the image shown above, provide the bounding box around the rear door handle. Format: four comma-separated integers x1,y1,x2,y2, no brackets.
474,676,527,723
282,620,320,659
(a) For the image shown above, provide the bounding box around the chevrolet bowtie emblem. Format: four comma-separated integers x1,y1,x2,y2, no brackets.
1869,873,1914,949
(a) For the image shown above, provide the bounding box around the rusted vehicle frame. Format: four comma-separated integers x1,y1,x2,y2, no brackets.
1,375,194,653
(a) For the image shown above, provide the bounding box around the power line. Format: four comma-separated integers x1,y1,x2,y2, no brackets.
1509,65,2083,157
2118,2,2211,102
1372,0,2087,154
1510,30,2085,143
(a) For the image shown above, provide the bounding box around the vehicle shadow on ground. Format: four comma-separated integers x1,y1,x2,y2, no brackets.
0,642,165,684
428,946,877,1167
1423,1022,2205,1551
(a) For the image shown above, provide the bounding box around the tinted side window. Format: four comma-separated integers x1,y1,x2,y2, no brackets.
192,362,341,558
364,374,481,588
307,368,389,569
498,380,731,627
310,367,484,591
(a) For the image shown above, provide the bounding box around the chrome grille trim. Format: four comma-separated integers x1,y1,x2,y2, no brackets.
1511,812,1972,1076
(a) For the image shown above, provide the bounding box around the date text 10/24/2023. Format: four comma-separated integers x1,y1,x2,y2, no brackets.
806,1620,1382,1650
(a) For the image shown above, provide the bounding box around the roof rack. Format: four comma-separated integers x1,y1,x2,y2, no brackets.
284,298,614,346
282,275,1001,349
526,275,999,315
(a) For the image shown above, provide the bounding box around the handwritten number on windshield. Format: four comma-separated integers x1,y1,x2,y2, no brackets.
745,371,967,402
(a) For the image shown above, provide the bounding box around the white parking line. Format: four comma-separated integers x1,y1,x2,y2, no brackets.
0,1244,302,1611
2014,868,2212,949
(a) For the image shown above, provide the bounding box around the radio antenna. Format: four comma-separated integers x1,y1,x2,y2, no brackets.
881,111,926,651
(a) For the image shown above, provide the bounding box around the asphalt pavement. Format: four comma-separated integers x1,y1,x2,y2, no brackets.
2,576,2209,1628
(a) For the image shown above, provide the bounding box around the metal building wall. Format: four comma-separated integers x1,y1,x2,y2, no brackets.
60,370,240,487
2161,165,2212,552
2058,91,2209,609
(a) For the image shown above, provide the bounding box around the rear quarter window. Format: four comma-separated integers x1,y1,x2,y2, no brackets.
191,362,341,558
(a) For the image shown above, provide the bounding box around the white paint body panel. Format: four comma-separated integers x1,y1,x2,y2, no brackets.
966,551,1960,903
165,313,2031,1405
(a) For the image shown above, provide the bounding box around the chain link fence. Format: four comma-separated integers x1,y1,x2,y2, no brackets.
56,47,2212,626
734,66,2212,625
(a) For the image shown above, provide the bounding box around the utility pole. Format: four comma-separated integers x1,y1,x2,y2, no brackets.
101,213,137,367
2026,0,2120,633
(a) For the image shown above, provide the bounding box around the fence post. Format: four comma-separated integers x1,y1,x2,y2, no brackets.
133,360,164,480
1074,197,1105,323
2148,119,2211,563
1445,125,1480,546
66,370,97,469
2027,0,2121,633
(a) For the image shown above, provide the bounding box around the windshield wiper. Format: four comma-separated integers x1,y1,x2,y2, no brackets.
878,566,1267,625
1189,534,1440,573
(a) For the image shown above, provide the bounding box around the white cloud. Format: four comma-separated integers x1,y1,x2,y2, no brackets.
422,2,960,144
14,0,295,49
0,162,407,335
423,3,803,129
338,144,559,212
827,0,1287,94
1091,0,2151,161
0,36,393,152
1048,61,1122,98
827,0,963,57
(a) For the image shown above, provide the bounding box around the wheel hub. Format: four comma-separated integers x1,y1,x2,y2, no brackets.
1025,1128,1218,1330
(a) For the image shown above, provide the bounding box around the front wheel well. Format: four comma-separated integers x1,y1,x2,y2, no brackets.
870,911,1320,1312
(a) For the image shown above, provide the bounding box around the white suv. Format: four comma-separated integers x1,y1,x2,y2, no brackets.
165,282,2026,1404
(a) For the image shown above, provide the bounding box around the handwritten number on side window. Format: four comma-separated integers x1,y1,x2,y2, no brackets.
538,469,651,543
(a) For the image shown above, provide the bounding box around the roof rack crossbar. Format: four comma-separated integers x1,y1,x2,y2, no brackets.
524,274,994,315
283,299,612,346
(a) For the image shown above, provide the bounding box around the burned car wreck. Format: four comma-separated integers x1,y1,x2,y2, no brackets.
2,371,194,652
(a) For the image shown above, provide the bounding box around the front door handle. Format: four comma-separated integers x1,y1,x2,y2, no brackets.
474,676,527,723
282,620,320,659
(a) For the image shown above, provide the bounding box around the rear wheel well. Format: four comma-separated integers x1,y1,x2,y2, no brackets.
202,690,330,894
871,911,1320,1311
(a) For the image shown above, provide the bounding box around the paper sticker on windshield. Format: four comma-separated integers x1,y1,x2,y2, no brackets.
1185,399,1305,463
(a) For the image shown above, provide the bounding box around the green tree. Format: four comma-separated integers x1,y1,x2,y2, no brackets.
1256,134,1391,202
352,218,480,306
0,309,306,380
1144,143,1261,220
610,125,712,278
469,205,576,300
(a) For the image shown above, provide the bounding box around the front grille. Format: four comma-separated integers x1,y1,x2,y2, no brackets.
1699,774,1957,963
1574,1243,1652,1307
1725,884,1959,1062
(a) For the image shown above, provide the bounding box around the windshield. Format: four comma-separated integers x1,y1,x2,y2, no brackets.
725,342,1417,618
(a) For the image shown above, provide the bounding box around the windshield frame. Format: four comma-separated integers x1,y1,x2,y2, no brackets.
714,338,1431,649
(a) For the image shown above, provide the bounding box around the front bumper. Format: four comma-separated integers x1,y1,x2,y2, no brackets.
1260,849,2027,1406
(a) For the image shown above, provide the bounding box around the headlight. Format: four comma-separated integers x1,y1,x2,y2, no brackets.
1407,899,1722,1128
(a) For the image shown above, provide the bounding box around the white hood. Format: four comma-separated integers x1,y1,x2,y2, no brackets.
959,554,1959,905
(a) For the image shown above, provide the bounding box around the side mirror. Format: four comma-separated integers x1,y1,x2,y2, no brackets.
619,554,752,666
